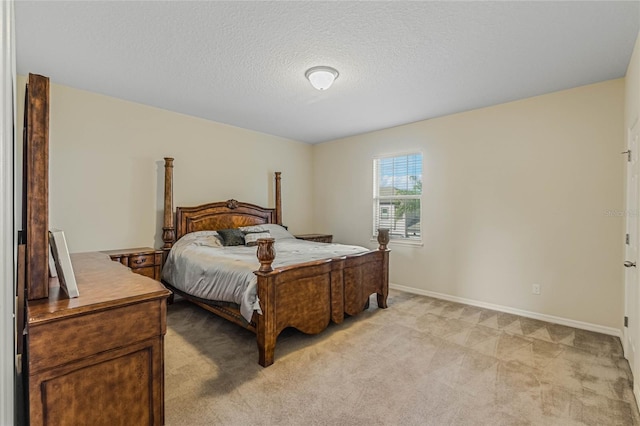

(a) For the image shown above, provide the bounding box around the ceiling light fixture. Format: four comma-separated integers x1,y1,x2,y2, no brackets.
305,66,339,91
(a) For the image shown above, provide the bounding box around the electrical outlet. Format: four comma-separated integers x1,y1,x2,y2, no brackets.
532,284,541,295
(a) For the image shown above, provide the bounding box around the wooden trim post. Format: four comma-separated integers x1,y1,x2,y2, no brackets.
25,73,50,300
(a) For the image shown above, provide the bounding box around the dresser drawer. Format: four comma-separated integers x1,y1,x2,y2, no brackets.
28,299,164,374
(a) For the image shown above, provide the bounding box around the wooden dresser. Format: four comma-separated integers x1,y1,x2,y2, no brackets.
27,252,171,425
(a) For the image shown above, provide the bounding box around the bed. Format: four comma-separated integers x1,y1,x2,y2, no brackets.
160,157,390,367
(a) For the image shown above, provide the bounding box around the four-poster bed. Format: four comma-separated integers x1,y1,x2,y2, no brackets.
160,157,390,367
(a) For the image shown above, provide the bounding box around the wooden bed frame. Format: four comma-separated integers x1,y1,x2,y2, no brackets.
161,157,390,367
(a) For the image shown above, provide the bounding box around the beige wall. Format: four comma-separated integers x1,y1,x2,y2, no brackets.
313,79,625,329
17,76,314,252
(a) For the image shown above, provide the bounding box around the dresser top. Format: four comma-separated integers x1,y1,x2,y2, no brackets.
27,252,170,325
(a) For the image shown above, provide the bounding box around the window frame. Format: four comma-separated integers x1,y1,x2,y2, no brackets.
372,152,423,243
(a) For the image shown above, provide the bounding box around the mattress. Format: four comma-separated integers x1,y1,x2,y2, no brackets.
162,224,368,321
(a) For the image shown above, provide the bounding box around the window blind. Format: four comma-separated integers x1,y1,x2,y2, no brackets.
373,153,423,240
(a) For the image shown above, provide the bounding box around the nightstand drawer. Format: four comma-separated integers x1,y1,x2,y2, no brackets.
134,266,156,279
102,247,163,281
129,254,154,268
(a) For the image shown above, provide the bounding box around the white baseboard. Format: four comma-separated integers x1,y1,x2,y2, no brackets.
389,283,623,339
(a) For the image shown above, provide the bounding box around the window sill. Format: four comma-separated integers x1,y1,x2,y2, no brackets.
370,238,423,248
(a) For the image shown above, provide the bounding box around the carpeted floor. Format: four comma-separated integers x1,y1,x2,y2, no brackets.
164,290,640,425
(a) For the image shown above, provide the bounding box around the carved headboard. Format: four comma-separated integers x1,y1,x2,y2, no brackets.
175,199,276,241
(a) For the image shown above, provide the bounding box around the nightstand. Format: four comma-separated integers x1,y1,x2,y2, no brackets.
102,247,163,281
295,234,333,243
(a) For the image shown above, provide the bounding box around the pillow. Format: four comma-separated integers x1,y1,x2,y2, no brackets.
239,225,268,234
244,231,271,247
194,235,223,248
177,230,221,246
217,228,245,246
261,224,295,240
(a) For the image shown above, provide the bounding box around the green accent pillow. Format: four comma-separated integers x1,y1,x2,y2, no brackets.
217,228,245,246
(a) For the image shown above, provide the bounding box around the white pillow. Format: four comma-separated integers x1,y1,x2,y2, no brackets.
239,225,268,234
196,235,224,248
244,231,272,247
186,231,223,248
261,224,295,240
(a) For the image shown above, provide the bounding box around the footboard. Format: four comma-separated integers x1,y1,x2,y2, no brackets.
344,249,389,316
254,258,335,367
254,231,389,367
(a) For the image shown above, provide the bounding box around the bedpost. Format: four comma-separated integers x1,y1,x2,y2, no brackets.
255,272,276,367
377,228,389,251
256,238,276,273
376,228,390,309
162,157,175,261
255,237,277,366
275,171,282,225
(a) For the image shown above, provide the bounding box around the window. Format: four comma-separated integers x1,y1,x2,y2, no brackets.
373,153,423,241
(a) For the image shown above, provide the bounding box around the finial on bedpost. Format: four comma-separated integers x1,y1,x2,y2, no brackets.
256,238,276,273
163,157,176,256
377,228,390,251
275,172,282,225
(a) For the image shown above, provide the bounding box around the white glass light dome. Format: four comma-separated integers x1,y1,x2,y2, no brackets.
305,66,339,91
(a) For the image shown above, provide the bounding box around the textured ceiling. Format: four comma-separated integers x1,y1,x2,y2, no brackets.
14,1,640,144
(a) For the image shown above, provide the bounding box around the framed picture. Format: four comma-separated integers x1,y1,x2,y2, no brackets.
48,244,57,277
49,229,79,298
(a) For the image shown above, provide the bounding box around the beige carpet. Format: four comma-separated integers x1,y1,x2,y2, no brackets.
165,290,640,425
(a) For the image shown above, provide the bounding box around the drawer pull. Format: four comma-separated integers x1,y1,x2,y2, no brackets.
133,258,147,265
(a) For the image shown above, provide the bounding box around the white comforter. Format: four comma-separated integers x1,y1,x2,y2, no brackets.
162,224,368,322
